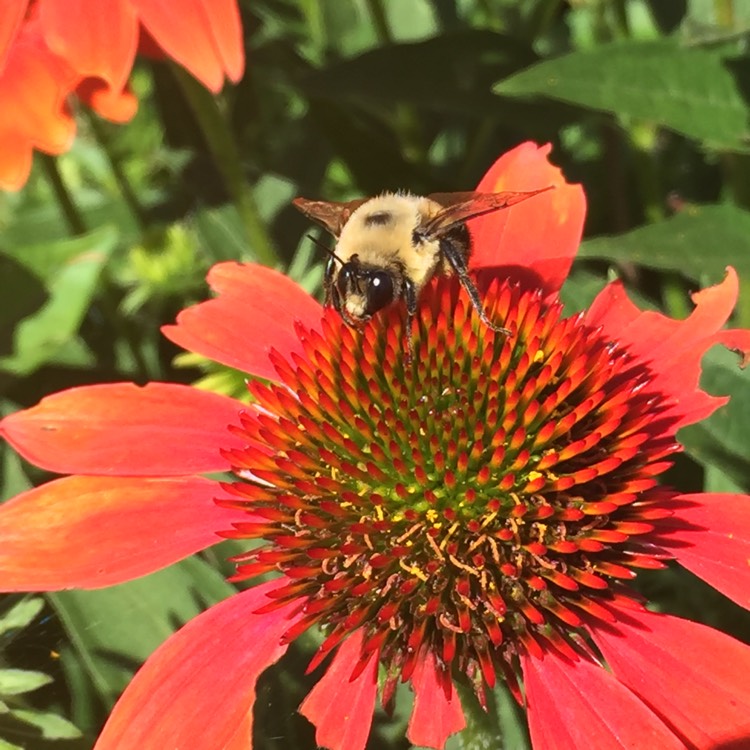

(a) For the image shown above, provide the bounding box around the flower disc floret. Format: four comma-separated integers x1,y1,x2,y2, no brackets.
221,276,680,703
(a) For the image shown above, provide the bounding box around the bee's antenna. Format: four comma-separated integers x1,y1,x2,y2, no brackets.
307,233,346,266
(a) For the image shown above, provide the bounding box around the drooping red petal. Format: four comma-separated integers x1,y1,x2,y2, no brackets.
132,0,244,92
94,580,302,750
76,78,138,122
201,0,244,83
0,19,77,190
0,382,247,476
299,629,379,750
469,142,586,294
0,131,32,191
407,650,465,749
585,269,750,428
0,0,27,69
40,0,138,93
652,492,750,610
162,263,323,383
522,648,684,750
590,606,750,749
0,475,243,590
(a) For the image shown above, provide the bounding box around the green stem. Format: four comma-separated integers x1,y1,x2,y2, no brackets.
612,0,631,38
40,155,87,236
171,66,279,267
525,0,565,41
365,0,393,44
85,112,148,231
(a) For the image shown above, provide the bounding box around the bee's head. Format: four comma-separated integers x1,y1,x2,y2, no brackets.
336,257,396,319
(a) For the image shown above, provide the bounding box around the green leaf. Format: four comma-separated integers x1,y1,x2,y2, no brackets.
0,226,118,376
0,670,52,696
51,556,235,706
0,737,23,750
0,598,44,636
7,708,81,740
495,40,750,150
579,203,750,280
559,268,607,315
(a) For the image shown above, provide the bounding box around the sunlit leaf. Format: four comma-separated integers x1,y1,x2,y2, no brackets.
495,40,750,150
0,670,52,696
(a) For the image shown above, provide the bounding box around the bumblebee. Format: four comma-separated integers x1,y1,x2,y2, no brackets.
293,188,551,348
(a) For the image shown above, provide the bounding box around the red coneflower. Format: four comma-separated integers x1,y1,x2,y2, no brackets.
0,0,243,190
2,143,750,750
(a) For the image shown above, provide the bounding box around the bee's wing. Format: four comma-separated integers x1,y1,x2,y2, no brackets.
293,197,370,237
423,187,553,238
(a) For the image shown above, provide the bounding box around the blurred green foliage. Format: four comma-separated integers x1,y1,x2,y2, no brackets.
1,0,750,748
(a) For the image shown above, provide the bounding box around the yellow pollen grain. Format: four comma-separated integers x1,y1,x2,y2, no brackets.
426,509,439,523
533,349,546,363
375,505,384,521
527,470,543,482
400,559,428,581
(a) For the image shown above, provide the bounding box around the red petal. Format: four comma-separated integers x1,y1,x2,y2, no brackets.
201,0,243,83
522,648,684,750
470,142,586,294
299,629,379,750
162,263,323,383
0,382,247,476
75,78,138,122
585,269,750,427
132,0,244,92
95,580,301,750
0,130,32,191
40,0,137,93
0,19,77,190
590,606,750,748
0,0,27,70
407,650,465,749
654,492,750,610
224,715,252,750
0,475,244,590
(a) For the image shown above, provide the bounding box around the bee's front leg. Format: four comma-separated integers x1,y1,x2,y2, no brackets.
440,238,511,337
403,278,418,364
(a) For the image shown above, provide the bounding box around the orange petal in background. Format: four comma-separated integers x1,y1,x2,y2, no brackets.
132,0,244,92
0,0,28,70
0,19,77,190
40,0,138,93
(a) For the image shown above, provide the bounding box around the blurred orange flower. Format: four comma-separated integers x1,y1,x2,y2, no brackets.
0,0,244,190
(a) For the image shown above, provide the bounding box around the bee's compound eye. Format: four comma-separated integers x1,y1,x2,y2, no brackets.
365,271,395,315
